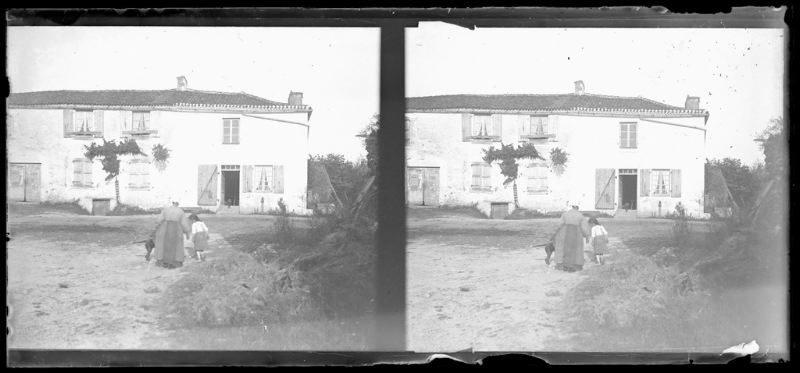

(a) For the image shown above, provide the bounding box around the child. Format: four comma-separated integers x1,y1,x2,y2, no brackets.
188,214,209,261
588,217,609,264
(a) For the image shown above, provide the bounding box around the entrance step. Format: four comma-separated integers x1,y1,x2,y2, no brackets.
613,209,639,220
215,206,241,215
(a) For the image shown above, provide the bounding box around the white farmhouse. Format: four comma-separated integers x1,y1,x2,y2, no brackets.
406,81,710,218
7,76,312,215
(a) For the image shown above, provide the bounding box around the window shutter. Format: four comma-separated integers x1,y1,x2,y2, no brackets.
492,114,502,139
243,165,253,193
63,109,73,137
630,124,637,148
94,110,104,137
640,169,651,196
273,165,284,193
150,111,159,131
670,169,682,197
461,113,471,141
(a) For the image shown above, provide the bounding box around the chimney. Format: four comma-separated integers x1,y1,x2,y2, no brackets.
685,96,700,110
288,91,303,106
176,76,188,91
574,80,585,95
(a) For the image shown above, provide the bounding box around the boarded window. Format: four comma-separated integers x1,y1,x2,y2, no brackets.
72,159,93,187
651,169,670,196
471,163,492,190
527,164,549,194
128,159,151,188
223,118,240,144
620,122,637,148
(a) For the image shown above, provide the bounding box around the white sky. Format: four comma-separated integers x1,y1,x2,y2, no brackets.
407,23,786,166
7,27,379,161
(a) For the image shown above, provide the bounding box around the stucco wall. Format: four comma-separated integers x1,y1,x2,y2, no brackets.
7,108,310,214
406,112,707,218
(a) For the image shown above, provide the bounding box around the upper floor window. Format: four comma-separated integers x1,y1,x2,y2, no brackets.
462,113,502,142
223,118,240,144
471,163,492,191
64,109,103,137
521,115,553,139
132,112,150,131
72,158,93,187
620,122,637,148
471,115,493,137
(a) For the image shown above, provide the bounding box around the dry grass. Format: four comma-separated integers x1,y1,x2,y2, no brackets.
552,221,785,352
164,248,321,328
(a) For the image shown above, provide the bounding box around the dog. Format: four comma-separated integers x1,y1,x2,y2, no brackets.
544,242,555,265
533,241,556,265
134,238,156,262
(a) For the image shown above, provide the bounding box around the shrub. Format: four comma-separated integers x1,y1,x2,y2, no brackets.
505,208,558,220
107,203,160,216
38,200,91,215
671,203,690,248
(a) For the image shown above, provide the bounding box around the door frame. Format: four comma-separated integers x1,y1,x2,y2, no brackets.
220,164,241,207
618,168,639,211
9,162,42,202
406,166,440,207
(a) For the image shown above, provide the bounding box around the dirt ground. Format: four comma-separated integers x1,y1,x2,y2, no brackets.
406,208,708,352
5,205,280,349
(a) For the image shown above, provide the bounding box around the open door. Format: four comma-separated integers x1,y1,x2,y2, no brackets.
595,168,616,209
197,165,219,206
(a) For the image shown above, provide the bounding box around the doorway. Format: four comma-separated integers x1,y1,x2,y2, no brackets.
221,165,240,207
619,169,637,211
406,167,440,206
8,163,41,202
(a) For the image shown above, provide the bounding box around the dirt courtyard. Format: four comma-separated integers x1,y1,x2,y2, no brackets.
406,208,708,352
6,204,294,349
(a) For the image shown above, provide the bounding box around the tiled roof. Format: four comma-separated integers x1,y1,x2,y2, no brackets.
7,89,311,112
406,93,707,116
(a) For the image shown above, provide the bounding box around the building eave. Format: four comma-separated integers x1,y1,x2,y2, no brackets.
405,107,709,118
7,103,313,115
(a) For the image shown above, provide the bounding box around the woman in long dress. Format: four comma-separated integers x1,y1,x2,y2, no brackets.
553,205,591,272
153,201,191,268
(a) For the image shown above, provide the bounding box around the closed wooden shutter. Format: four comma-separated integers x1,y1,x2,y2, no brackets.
640,169,651,196
670,169,682,197
461,113,471,141
273,165,284,193
243,165,253,192
94,110,104,137
150,111,160,132
492,114,503,139
595,168,616,209
197,165,218,205
63,109,73,137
